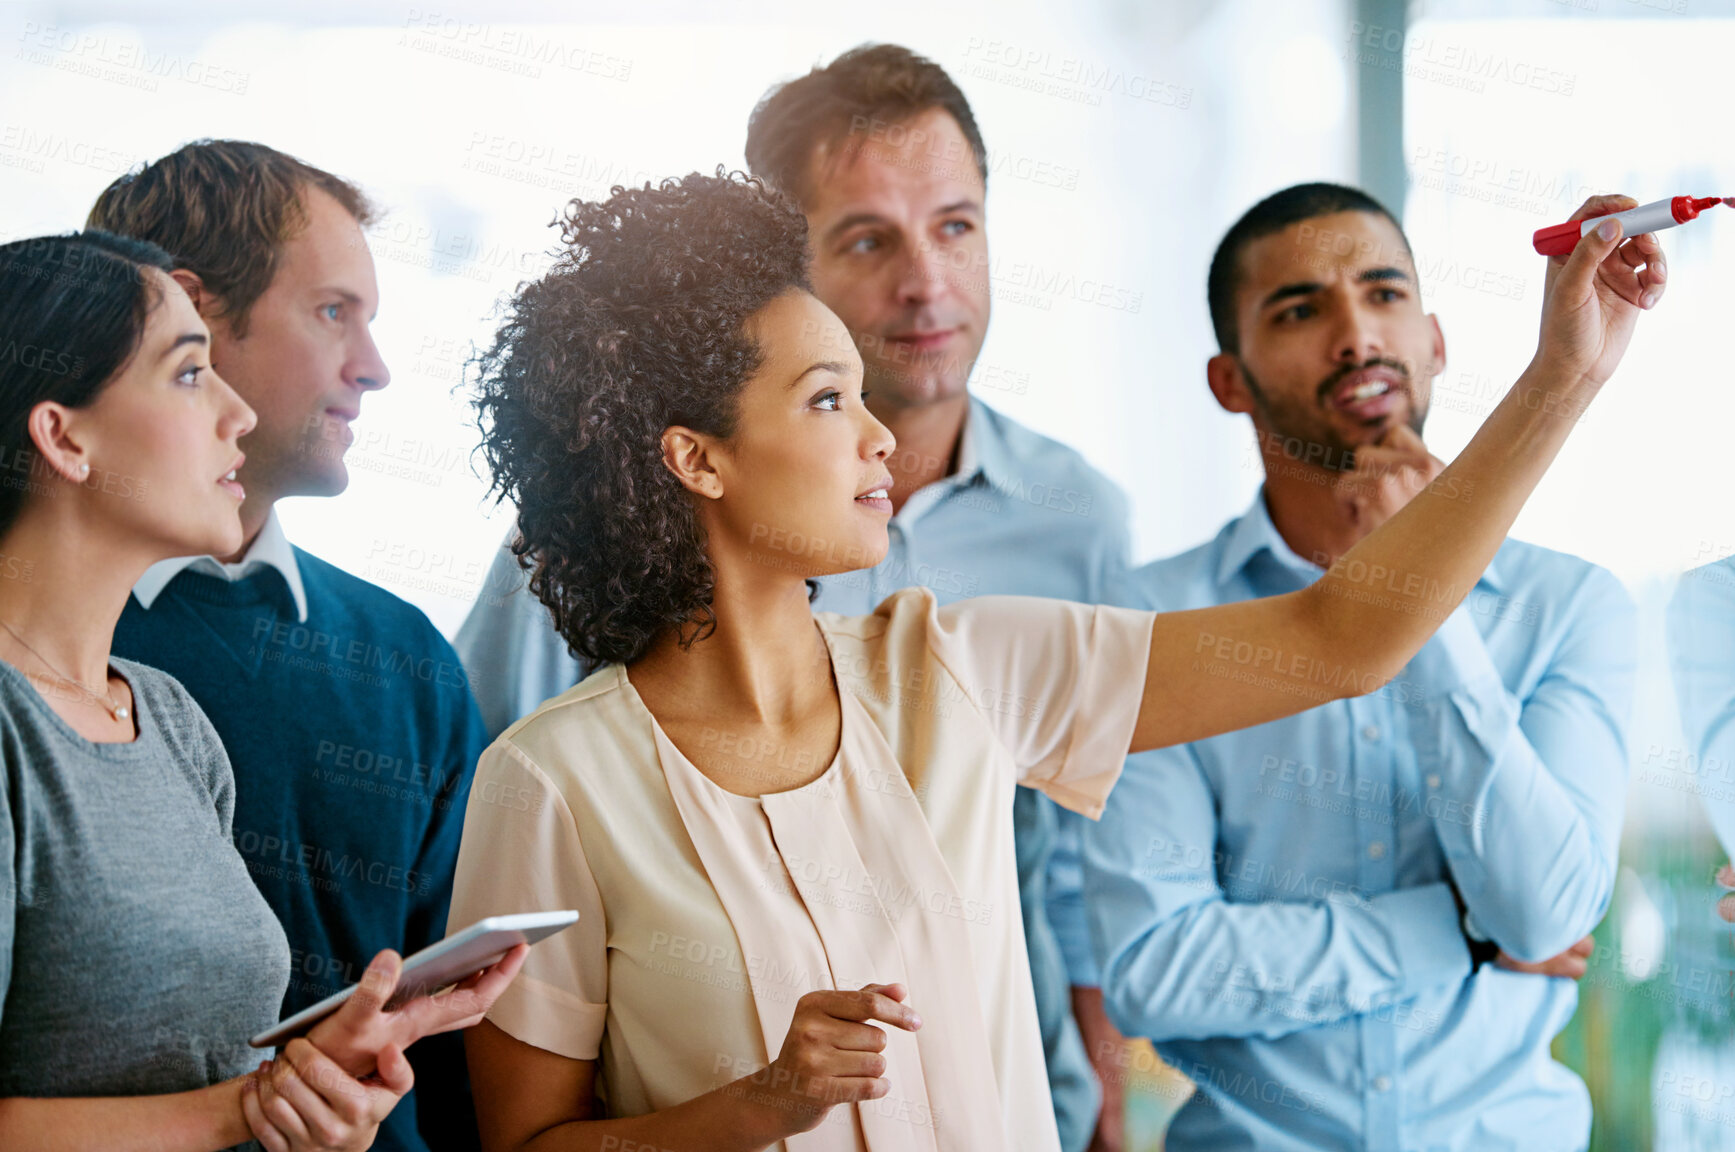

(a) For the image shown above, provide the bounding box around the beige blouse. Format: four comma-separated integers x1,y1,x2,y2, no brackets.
449,587,1156,1151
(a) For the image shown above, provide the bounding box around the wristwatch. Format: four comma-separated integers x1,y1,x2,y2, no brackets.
1461,908,1500,970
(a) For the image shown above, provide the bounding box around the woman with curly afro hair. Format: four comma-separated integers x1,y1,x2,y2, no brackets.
450,171,1657,1151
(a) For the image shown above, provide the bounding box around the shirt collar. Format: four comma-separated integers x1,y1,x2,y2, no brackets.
132,507,309,622
957,396,1018,496
1214,487,1506,595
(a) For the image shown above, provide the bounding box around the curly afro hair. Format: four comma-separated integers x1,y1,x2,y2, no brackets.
472,170,813,667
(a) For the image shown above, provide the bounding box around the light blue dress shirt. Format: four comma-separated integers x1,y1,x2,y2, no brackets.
1667,558,1735,843
454,395,1131,1152
1657,564,1735,1152
1078,492,1634,1152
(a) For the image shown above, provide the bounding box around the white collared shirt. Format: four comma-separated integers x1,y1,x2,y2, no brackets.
132,508,309,622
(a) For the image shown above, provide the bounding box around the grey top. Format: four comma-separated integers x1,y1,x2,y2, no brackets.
0,655,291,1099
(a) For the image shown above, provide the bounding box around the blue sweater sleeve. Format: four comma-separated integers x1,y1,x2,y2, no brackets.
409,640,487,946
407,629,490,1152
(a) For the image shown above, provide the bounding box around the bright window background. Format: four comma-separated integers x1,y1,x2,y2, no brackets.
0,0,1359,637
1404,13,1735,1151
1403,18,1734,588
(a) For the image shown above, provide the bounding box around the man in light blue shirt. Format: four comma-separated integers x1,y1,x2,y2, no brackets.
1666,559,1735,853
1663,558,1735,1150
1666,558,1735,860
456,45,1130,1151
1079,184,1632,1151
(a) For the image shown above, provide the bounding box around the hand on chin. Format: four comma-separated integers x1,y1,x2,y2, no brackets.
1332,422,1443,536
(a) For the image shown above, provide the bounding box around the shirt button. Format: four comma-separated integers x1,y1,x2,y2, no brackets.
1426,773,1442,789
1372,1075,1392,1092
1361,724,1381,741
1367,841,1387,860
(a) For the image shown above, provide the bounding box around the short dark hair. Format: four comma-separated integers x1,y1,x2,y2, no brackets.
1207,182,1411,354
0,231,176,537
87,139,377,337
745,43,987,205
472,171,812,667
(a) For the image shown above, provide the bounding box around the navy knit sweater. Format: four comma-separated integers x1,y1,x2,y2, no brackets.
114,548,488,1152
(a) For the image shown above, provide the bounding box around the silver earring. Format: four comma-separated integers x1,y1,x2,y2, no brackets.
78,463,90,477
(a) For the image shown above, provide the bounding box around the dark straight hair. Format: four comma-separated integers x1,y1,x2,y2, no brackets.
0,230,176,536
1207,182,1411,354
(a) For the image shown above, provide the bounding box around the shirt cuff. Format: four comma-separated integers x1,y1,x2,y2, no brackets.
1368,883,1472,999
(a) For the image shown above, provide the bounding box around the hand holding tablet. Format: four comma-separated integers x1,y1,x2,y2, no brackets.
250,911,577,1075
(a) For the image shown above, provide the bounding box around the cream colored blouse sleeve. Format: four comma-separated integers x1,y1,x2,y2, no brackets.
916,591,1157,819
449,738,609,1060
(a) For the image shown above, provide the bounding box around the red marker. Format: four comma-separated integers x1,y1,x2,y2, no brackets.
1533,196,1730,256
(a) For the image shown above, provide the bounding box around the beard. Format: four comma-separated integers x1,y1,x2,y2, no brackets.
1240,356,1425,473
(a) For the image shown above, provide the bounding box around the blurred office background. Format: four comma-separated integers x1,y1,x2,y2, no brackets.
4,0,1734,1146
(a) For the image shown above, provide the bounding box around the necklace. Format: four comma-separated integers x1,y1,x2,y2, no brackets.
0,617,130,721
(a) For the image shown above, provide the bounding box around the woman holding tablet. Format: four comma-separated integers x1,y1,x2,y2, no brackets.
453,173,1662,1151
0,232,526,1152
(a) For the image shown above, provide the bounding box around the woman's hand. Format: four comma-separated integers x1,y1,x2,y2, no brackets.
306,943,530,1079
761,982,923,1134
1536,194,1668,391
240,1038,413,1152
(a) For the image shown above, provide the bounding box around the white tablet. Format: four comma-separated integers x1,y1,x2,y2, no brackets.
250,910,579,1049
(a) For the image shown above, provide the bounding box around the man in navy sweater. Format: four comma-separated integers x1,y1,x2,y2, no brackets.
90,140,488,1152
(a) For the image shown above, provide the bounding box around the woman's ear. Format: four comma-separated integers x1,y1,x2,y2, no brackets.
25,400,92,485
661,426,723,500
